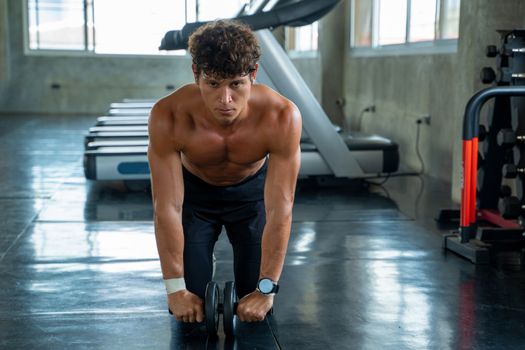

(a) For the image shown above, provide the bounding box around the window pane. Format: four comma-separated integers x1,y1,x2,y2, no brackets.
378,0,407,45
86,0,94,50
93,0,185,55
287,22,318,52
352,0,372,47
409,0,436,42
196,0,248,21
186,0,197,22
28,0,86,50
440,0,460,39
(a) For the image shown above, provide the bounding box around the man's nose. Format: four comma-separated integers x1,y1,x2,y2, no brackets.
219,88,232,104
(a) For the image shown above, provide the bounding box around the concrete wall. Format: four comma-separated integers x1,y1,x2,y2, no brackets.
343,0,525,201
0,0,322,115
0,0,9,92
291,55,322,102
1,0,193,115
318,0,346,126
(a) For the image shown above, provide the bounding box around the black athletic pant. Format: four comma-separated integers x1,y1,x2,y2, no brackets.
181,160,267,299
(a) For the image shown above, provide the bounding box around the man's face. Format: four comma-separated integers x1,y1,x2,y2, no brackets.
194,66,257,125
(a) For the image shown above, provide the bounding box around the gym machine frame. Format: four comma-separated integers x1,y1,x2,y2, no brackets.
444,86,525,263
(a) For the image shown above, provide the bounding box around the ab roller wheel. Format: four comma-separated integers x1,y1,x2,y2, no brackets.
204,280,239,337
223,281,238,336
204,281,220,335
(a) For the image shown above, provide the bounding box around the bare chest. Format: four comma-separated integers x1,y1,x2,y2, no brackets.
183,127,268,167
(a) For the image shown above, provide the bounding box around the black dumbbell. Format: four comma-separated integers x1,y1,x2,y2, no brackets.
205,281,238,337
501,185,512,198
478,125,487,142
498,196,524,219
499,67,525,82
486,45,499,57
497,128,525,147
482,67,521,84
480,67,496,84
502,164,525,178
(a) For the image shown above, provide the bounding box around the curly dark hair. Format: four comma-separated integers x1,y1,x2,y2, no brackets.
188,20,261,79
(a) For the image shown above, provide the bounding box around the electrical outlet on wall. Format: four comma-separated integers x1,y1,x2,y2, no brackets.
416,114,431,125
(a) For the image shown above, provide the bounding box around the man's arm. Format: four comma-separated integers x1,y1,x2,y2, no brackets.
260,103,302,282
148,102,185,279
237,101,302,322
148,101,204,323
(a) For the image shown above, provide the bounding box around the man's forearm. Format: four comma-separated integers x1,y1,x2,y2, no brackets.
154,209,185,278
259,210,292,282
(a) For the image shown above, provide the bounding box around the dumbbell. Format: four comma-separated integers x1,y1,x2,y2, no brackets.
481,67,524,84
205,281,238,337
486,45,498,57
501,184,512,198
497,128,525,147
480,67,496,84
498,182,525,219
487,44,525,57
498,196,525,219
503,164,525,178
478,125,487,142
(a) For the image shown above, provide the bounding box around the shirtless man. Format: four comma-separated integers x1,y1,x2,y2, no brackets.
148,20,301,324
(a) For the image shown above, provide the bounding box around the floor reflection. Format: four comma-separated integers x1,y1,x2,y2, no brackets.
2,113,525,349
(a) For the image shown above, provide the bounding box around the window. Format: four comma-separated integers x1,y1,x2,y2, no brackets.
27,0,250,55
285,22,319,53
439,0,460,39
28,0,88,50
195,0,247,21
351,0,460,53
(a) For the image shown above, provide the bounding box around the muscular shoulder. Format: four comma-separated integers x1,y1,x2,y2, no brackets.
254,85,300,131
148,84,201,150
252,85,302,152
151,84,200,119
148,84,196,150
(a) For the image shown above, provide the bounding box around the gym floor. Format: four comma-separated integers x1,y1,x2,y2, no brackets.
1,114,524,350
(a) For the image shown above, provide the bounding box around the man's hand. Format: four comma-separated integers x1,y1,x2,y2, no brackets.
168,290,204,323
236,291,274,322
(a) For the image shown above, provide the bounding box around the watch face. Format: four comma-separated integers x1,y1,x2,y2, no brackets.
258,279,274,294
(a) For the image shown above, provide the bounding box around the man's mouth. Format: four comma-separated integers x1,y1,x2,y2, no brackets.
217,108,234,115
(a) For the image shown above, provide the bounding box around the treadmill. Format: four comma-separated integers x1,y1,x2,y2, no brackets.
84,0,399,181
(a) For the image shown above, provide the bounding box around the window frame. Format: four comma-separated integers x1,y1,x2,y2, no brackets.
350,0,459,57
22,0,233,58
285,22,320,57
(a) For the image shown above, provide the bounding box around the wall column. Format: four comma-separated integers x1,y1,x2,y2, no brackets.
319,1,346,126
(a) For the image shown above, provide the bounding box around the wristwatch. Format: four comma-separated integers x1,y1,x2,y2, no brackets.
256,278,279,295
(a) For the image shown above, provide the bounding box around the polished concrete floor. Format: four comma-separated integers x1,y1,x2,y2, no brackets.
1,114,525,349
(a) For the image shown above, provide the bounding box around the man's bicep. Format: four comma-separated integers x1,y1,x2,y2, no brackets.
264,104,302,207
264,148,301,209
148,103,185,211
148,143,184,212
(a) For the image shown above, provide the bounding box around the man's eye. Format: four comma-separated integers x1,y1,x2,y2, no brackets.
209,82,218,87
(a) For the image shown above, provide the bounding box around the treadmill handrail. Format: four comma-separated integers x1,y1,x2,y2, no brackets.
256,30,365,177
159,0,340,50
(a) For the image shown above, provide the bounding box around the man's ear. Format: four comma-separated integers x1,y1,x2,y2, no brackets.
250,63,259,83
192,64,199,83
